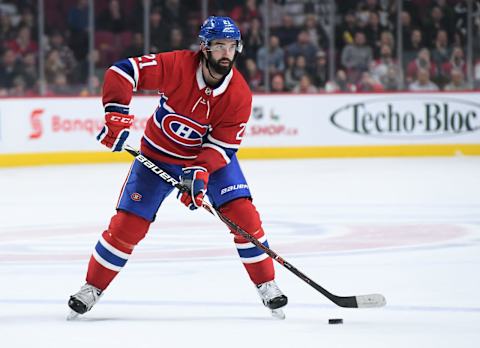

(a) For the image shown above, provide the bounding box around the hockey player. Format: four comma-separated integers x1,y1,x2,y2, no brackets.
68,16,288,319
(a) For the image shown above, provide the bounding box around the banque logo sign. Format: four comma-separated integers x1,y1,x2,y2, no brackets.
330,96,480,139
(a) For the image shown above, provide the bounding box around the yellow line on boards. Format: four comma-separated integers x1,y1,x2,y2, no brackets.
0,151,131,167
237,144,480,159
0,145,479,167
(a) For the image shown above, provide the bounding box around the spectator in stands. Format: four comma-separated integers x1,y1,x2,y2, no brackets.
433,0,456,34
256,35,285,75
424,6,450,46
444,68,470,91
408,68,439,91
244,58,263,92
362,0,383,16
243,17,264,61
335,11,357,50
164,27,187,51
441,47,466,79
48,30,78,82
356,71,384,92
406,48,437,85
381,66,401,91
311,50,328,89
9,75,28,96
19,52,37,88
259,0,284,28
431,30,451,68
475,59,480,89
271,73,287,93
402,29,423,69
285,55,309,91
67,0,89,61
97,0,126,33
303,14,328,50
149,7,170,53
230,0,259,25
0,11,15,48
6,26,38,56
400,11,414,51
370,44,398,85
162,0,188,30
365,12,387,58
354,3,372,29
292,74,318,93
122,32,144,58
68,0,89,32
286,30,317,70
49,72,72,95
378,31,395,55
341,31,372,82
325,69,356,93
45,49,67,83
0,49,21,89
273,14,300,47
283,55,296,91
17,5,36,32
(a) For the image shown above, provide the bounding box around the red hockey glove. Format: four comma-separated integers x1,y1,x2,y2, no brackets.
178,167,209,210
96,112,134,152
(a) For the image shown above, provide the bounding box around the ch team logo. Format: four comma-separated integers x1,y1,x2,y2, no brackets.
130,192,142,201
161,114,208,147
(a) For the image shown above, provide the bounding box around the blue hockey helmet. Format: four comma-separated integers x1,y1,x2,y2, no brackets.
199,16,243,52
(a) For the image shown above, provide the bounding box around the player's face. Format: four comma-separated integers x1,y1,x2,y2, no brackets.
205,39,237,76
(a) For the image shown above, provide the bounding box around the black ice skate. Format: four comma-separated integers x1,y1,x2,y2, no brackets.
256,280,288,319
67,283,103,320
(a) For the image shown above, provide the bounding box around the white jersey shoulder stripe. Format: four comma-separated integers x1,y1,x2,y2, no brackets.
207,134,240,149
128,58,139,91
110,66,135,88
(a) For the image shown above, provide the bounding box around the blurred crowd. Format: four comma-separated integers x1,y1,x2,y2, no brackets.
1,0,480,96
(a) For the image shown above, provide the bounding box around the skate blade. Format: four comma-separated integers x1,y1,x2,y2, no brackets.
66,310,80,321
270,308,285,320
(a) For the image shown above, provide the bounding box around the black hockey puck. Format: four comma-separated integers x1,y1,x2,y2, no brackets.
328,318,343,324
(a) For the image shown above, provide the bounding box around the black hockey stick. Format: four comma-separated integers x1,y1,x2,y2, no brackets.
123,144,386,308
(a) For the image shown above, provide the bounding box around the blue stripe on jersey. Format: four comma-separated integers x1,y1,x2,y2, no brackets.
203,138,237,159
113,59,134,79
94,242,128,268
105,104,130,114
223,147,237,159
237,240,270,259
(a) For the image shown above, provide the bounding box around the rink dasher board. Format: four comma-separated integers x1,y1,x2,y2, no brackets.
0,92,479,166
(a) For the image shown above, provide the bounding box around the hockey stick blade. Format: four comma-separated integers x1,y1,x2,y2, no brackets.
123,144,387,309
355,294,387,308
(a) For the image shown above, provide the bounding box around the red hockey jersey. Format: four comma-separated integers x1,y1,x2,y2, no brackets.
102,50,252,173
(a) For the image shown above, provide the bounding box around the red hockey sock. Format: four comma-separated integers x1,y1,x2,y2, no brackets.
86,211,150,290
220,198,275,285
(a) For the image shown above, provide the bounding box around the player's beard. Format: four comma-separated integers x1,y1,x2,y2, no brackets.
206,52,234,76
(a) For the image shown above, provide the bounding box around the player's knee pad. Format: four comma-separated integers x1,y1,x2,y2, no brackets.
105,210,151,248
219,198,264,242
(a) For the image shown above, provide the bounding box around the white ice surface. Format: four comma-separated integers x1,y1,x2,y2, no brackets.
1,156,479,348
